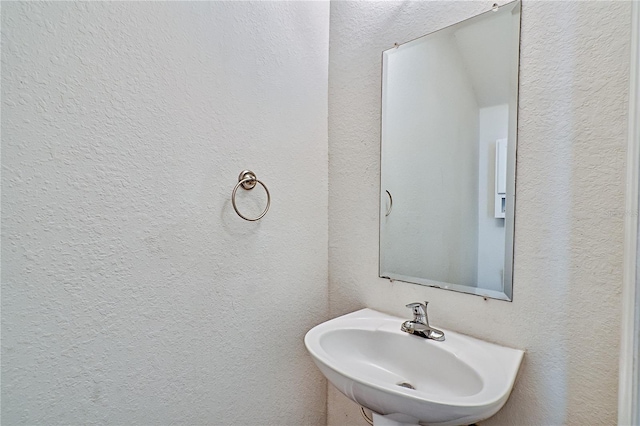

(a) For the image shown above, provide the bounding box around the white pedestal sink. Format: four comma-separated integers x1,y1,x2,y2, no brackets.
304,308,524,426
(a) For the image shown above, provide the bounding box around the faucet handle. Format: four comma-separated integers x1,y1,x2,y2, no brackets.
405,301,429,323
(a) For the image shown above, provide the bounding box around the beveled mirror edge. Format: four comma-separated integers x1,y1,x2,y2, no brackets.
378,0,522,302
503,0,522,302
381,0,521,54
379,272,512,302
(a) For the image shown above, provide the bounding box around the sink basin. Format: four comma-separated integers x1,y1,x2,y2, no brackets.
304,308,523,426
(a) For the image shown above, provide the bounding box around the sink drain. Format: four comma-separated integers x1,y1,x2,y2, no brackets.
396,382,415,390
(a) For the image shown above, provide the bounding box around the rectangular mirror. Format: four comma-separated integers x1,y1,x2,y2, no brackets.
379,1,521,301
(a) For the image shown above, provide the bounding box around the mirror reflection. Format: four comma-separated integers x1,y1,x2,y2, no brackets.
379,1,521,301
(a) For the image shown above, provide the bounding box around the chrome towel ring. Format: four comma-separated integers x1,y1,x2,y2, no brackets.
231,170,271,221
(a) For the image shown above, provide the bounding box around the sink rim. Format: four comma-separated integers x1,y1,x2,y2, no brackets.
305,308,524,411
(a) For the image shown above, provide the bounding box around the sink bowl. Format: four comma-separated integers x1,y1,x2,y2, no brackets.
304,308,523,426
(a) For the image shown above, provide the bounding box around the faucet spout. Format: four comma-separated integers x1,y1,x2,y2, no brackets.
401,320,445,341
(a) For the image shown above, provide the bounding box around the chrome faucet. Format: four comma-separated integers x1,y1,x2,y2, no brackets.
401,302,445,341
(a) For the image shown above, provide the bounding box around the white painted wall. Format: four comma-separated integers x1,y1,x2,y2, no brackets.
477,104,508,290
1,2,329,424
381,33,479,287
329,1,629,425
2,1,632,424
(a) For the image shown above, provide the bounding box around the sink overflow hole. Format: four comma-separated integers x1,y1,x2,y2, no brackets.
396,382,415,390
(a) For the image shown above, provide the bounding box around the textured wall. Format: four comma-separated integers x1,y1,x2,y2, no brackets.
328,1,629,425
2,2,329,424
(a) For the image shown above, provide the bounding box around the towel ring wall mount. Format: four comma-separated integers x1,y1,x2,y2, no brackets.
231,170,271,222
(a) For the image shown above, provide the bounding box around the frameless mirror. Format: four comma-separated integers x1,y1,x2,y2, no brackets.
379,1,521,301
